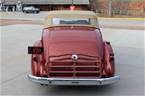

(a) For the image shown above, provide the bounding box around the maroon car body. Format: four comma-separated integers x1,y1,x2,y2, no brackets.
28,10,120,85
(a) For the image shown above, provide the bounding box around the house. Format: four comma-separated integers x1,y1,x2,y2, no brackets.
0,0,90,12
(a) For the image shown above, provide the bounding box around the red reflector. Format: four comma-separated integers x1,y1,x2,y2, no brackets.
70,5,75,10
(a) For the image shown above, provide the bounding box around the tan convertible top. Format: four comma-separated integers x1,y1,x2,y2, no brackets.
44,10,99,28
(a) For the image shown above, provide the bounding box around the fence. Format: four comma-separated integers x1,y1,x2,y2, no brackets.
96,9,144,17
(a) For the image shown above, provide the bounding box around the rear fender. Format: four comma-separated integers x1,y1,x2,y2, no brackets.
103,41,115,77
31,40,46,76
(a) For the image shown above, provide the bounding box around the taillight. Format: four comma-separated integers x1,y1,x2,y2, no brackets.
70,5,75,10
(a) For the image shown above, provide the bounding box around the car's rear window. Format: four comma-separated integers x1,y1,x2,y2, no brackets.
52,18,91,25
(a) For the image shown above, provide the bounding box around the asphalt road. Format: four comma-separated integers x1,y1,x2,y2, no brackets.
0,12,144,30
0,12,145,96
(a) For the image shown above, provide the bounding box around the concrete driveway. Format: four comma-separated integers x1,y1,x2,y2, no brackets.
0,12,145,96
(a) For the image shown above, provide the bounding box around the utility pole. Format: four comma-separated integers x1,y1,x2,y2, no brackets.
3,0,6,11
108,0,112,16
72,0,74,5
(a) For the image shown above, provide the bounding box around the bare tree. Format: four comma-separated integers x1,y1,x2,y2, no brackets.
108,0,112,16
89,0,99,12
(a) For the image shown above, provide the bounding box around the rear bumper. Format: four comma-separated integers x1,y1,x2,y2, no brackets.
28,74,120,86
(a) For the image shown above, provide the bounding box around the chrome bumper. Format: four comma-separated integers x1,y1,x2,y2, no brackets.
28,74,120,86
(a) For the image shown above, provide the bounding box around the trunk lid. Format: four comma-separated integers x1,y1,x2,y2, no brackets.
48,27,100,57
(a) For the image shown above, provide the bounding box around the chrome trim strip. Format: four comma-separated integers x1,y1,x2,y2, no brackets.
28,74,120,85
49,65,100,68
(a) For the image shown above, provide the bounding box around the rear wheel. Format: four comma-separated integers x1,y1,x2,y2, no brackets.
33,11,36,14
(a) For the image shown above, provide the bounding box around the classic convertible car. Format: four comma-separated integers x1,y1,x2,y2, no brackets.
28,10,120,86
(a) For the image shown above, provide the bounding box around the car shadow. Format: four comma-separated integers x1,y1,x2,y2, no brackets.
39,84,118,95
